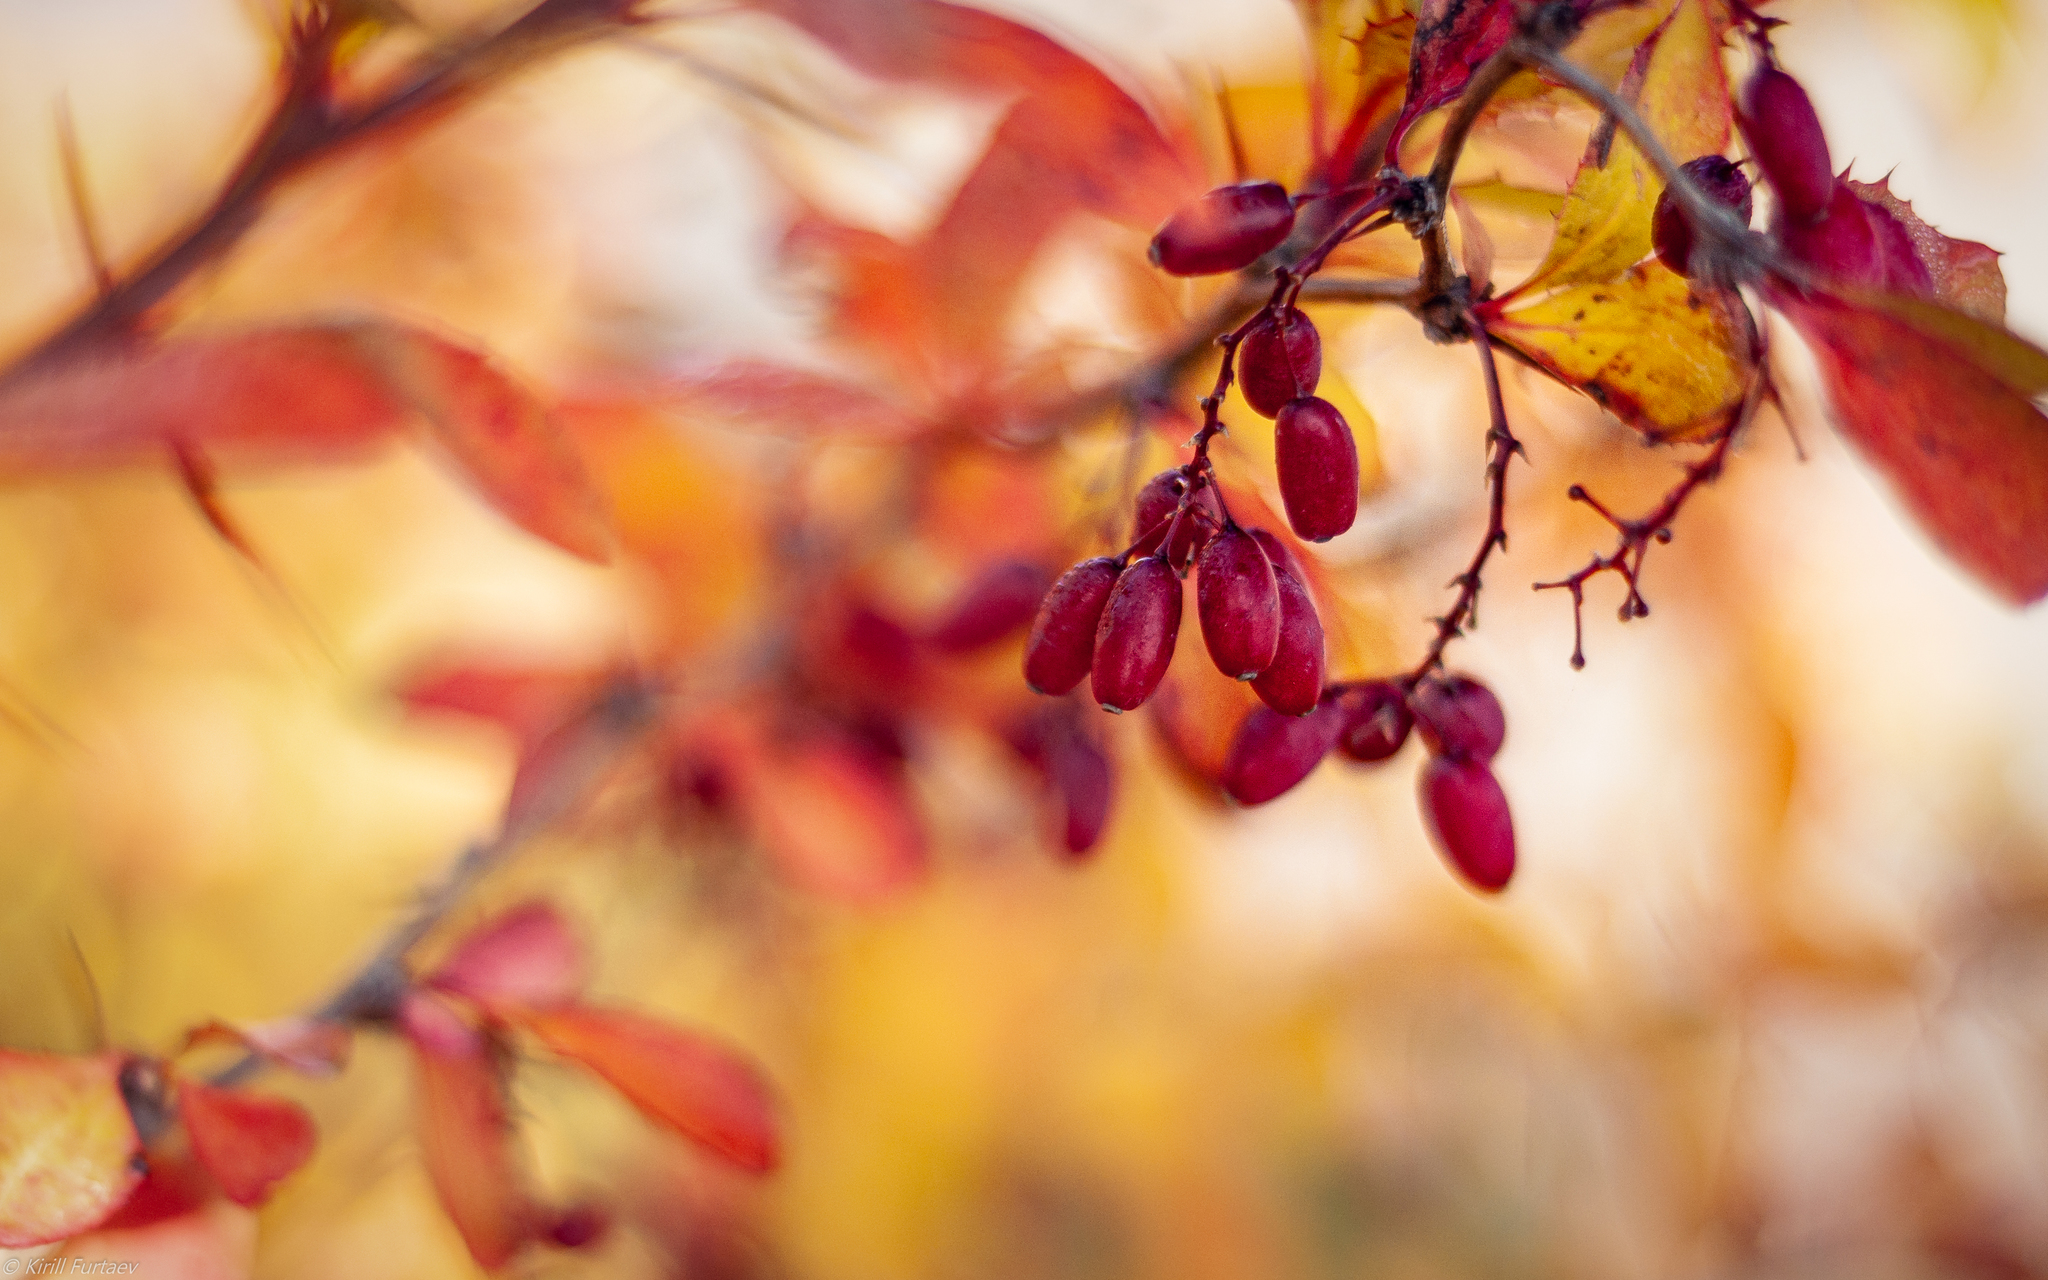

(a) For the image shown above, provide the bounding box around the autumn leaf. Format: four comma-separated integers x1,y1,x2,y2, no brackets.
0,1051,143,1248
1296,7,1415,180
175,1081,317,1209
397,662,613,752
1387,0,1520,155
1505,0,1730,297
427,902,588,1010
0,323,611,562
55,1153,256,1278
179,1017,352,1078
1845,178,2006,323
507,1005,780,1175
1771,290,2048,605
400,994,534,1270
1482,264,1754,439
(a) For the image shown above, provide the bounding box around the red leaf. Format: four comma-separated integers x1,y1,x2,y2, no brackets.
0,1050,143,1247
428,901,587,1010
1774,290,2048,604
400,994,535,1269
355,327,612,563
396,663,610,752
175,1081,317,1209
1388,0,1520,155
507,1005,780,1175
690,708,928,903
180,1017,352,1077
658,360,927,441
0,323,611,562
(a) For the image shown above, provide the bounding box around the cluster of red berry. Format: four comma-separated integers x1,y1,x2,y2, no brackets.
1018,174,1522,891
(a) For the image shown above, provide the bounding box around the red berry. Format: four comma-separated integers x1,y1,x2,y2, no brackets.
1196,527,1281,680
1651,155,1754,276
1148,181,1296,277
1238,310,1322,419
1334,680,1411,762
1023,557,1121,695
1740,65,1834,223
1249,539,1324,716
1409,675,1505,762
1418,755,1516,893
1220,698,1344,806
1091,556,1183,713
1130,469,1220,570
1048,729,1113,857
927,560,1051,652
545,1204,611,1250
1274,396,1359,542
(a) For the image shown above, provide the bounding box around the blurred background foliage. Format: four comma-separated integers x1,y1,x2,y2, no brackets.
2,0,2048,1276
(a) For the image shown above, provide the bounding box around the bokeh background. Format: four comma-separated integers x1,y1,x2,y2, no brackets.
3,0,2048,1276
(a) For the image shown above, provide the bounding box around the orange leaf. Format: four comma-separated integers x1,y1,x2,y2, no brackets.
507,1005,780,1175
428,901,587,1010
56,1152,256,1278
174,1081,317,1209
658,359,927,441
400,994,534,1269
1774,291,2048,605
0,1050,143,1247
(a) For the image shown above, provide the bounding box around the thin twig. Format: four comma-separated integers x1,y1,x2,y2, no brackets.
53,98,115,299
1404,313,1524,685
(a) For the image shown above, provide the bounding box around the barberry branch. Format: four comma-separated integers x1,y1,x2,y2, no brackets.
210,674,661,1086
3,0,649,385
1404,314,1524,685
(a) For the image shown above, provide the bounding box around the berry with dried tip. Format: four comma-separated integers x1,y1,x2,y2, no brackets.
1023,557,1121,695
1196,527,1281,680
1651,155,1754,276
1410,675,1505,762
1148,181,1297,277
927,560,1052,652
1418,755,1516,893
1274,397,1359,542
1334,680,1411,762
1249,539,1325,716
1130,469,1220,569
1739,65,1834,222
1238,310,1322,418
1221,697,1345,806
1091,556,1183,713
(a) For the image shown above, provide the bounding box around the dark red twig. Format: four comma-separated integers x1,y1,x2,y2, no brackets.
1403,314,1523,685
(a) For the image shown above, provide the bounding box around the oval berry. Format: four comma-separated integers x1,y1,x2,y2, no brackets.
1238,310,1322,418
1023,557,1121,696
1221,698,1344,806
1418,755,1516,893
1131,469,1219,569
1196,527,1281,681
1048,730,1113,858
1651,155,1754,276
1148,181,1296,277
1251,553,1324,716
1740,65,1834,223
1091,556,1183,713
1274,396,1359,542
1410,675,1505,762
1334,680,1411,762
928,560,1051,652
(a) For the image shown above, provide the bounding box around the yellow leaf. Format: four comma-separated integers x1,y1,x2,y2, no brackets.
1484,265,1753,440
1511,0,1731,294
0,1051,142,1248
